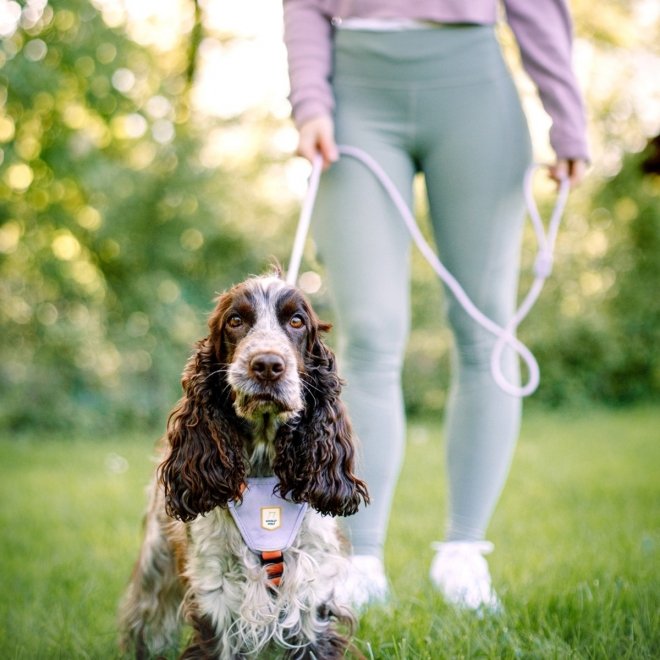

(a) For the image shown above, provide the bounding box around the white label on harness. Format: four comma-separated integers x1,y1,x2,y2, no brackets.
261,507,281,531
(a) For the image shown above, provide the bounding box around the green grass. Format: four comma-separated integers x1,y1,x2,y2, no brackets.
1,406,658,658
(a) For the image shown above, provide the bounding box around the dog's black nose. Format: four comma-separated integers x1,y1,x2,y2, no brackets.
250,353,286,382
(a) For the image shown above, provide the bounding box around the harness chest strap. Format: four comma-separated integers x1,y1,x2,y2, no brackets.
260,550,285,587
228,477,308,588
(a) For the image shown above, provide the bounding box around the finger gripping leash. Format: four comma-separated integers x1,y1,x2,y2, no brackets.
287,146,570,398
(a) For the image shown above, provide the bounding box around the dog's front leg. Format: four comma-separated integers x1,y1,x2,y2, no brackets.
287,627,349,660
180,613,222,660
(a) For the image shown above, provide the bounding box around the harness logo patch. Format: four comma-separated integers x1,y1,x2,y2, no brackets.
261,506,282,531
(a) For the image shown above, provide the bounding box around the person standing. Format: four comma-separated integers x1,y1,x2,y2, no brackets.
283,0,588,610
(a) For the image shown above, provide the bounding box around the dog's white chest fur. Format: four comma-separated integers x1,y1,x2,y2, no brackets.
186,507,349,657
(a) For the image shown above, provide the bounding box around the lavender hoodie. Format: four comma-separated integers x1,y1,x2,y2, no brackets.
283,0,589,160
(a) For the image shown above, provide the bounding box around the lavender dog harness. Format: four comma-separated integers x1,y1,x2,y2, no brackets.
228,477,308,587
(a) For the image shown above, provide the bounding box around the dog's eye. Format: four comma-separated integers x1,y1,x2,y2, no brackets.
227,314,243,329
289,314,304,329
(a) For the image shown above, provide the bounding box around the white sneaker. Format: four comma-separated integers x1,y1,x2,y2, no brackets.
429,541,502,612
334,555,390,611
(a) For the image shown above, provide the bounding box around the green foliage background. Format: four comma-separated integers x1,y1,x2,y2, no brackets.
0,0,658,432
0,0,286,430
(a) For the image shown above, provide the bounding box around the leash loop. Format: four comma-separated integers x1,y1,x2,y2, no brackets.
286,146,570,397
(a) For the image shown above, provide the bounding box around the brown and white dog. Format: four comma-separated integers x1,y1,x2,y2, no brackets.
118,272,369,659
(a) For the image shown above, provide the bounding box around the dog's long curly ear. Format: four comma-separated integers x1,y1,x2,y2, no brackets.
274,322,369,517
158,298,247,522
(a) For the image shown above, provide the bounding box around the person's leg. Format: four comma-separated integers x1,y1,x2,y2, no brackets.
312,30,418,569
418,31,532,544
313,136,415,563
414,27,532,606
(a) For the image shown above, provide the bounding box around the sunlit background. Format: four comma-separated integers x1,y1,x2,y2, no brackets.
90,0,306,193
0,6,658,658
5,0,658,180
0,0,659,430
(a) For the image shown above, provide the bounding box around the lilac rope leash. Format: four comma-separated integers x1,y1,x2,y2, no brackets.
286,145,570,397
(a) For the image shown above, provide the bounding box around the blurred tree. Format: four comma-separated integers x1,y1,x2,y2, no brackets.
0,0,281,431
531,137,660,405
0,0,658,432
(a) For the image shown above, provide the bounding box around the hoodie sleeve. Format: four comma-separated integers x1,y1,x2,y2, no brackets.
503,0,589,160
283,0,335,128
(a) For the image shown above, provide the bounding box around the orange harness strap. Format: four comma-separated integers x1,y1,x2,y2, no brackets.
260,550,284,588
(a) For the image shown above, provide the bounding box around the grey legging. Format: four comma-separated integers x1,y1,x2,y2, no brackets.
312,26,532,556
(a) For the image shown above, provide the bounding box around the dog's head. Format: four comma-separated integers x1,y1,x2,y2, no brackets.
159,272,369,522
215,274,317,421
